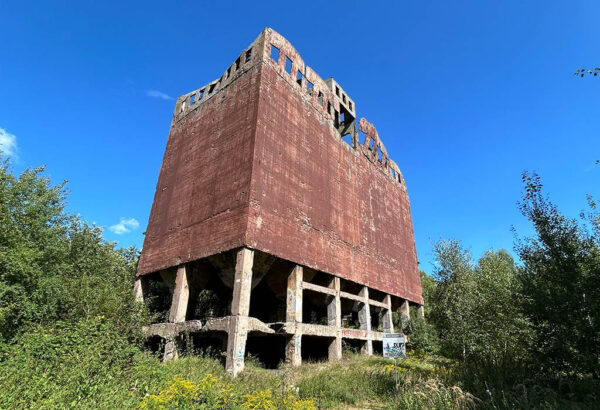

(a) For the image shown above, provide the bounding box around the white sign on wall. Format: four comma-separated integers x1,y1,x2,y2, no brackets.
383,333,406,359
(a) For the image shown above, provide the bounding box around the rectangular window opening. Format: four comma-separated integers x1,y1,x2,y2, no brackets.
377,146,383,162
368,138,374,150
318,91,324,106
245,48,252,63
391,168,396,179
342,94,346,104
334,110,340,127
270,44,280,63
189,94,195,106
327,101,332,114
348,101,353,111
226,67,231,79
335,86,340,97
208,83,216,94
285,56,292,74
296,70,303,86
199,89,205,99
307,80,314,95
340,111,345,123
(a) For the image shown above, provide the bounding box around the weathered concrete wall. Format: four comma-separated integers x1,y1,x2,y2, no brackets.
245,30,422,304
137,43,263,275
138,28,422,305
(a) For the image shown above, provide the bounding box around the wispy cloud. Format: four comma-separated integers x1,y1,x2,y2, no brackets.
109,217,140,235
0,128,18,157
146,90,174,101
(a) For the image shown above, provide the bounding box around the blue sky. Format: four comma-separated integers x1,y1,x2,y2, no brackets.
1,1,598,274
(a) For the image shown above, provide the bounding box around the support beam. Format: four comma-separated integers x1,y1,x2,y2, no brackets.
286,265,303,366
286,266,303,323
327,277,342,361
400,299,410,321
231,247,254,316
227,247,254,376
303,281,337,296
133,276,146,302
358,287,373,355
164,336,179,361
382,294,394,333
285,333,302,367
169,265,190,323
226,316,249,377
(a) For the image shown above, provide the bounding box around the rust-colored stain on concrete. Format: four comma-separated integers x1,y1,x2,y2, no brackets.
138,28,423,305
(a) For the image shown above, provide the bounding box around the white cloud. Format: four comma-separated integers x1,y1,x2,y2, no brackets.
146,90,174,101
109,217,140,235
0,128,18,157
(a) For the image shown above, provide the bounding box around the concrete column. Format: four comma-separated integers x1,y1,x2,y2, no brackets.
286,265,303,323
231,247,254,316
418,305,425,318
164,337,179,361
382,294,394,333
226,316,249,377
358,287,373,355
169,265,190,323
328,277,342,360
400,299,410,320
286,334,302,367
286,265,303,366
226,247,254,376
133,276,146,302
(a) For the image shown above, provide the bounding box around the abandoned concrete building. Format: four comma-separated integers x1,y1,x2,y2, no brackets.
135,28,424,376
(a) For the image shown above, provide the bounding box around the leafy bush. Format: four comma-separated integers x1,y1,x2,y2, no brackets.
404,307,440,354
0,319,158,408
0,158,145,341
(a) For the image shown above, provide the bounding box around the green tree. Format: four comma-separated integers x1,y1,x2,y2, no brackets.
428,240,476,360
428,240,531,365
0,157,142,341
419,270,436,317
517,172,600,377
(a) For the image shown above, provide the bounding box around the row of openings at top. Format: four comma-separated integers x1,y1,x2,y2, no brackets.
270,45,353,111
270,44,357,146
183,48,254,109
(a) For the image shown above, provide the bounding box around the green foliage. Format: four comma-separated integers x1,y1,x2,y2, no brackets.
419,270,436,316
404,307,440,354
517,172,600,377
0,319,154,408
574,67,599,77
0,157,144,341
428,241,532,365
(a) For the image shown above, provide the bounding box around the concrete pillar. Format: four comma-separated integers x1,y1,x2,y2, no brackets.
286,265,303,323
418,304,425,318
226,316,249,377
164,337,179,361
133,276,146,302
169,265,190,323
358,287,373,355
226,247,254,376
327,277,342,360
382,294,394,333
400,299,410,320
286,265,303,366
231,247,254,316
286,334,302,367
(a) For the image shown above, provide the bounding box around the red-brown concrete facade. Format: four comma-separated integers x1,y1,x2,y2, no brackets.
138,28,423,304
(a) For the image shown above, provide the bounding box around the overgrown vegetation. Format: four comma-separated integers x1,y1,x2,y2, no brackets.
0,157,598,409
